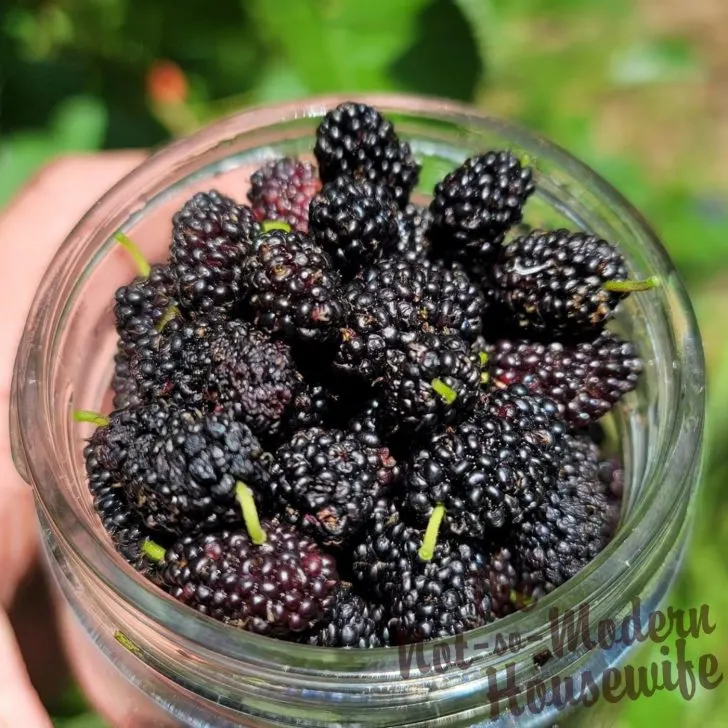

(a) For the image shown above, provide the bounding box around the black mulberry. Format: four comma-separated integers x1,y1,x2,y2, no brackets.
429,151,535,266
352,500,492,643
171,190,261,314
270,427,400,544
377,333,483,436
336,257,485,379
241,230,345,345
120,404,274,535
492,229,655,339
307,588,390,648
314,102,420,207
150,317,304,438
309,176,398,275
406,385,566,538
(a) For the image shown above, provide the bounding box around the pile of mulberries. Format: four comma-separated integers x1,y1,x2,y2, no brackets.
79,101,653,648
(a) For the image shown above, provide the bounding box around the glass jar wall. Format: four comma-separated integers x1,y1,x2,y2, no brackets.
11,95,705,727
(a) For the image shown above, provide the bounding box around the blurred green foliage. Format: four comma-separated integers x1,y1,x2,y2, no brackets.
2,1,727,726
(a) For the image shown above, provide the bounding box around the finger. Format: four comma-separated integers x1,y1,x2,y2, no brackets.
0,152,145,603
0,608,53,728
0,151,147,396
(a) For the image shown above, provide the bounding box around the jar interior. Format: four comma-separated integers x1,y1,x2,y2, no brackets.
63,111,664,546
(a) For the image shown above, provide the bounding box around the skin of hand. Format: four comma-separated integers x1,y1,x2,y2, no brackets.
0,152,146,728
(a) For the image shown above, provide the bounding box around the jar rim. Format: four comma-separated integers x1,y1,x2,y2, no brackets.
11,93,706,683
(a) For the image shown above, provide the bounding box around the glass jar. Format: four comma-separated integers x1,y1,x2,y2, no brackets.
10,95,705,727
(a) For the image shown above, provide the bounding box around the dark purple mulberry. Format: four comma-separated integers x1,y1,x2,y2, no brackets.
120,404,274,536
336,257,486,379
492,229,636,339
406,385,566,538
352,500,492,644
309,176,399,275
377,333,483,436
307,588,390,648
149,317,304,438
160,525,339,637
247,157,321,233
487,332,643,425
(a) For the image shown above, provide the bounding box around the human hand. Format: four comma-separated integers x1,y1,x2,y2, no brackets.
0,152,145,727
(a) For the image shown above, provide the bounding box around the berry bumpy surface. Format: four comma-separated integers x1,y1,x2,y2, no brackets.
119,403,274,535
352,500,492,644
112,264,181,409
148,317,304,439
270,427,400,544
336,257,486,379
308,176,399,275
84,404,182,576
241,229,345,345
487,332,643,425
247,158,321,233
514,431,620,589
485,547,521,619
314,102,420,207
307,588,390,648
485,433,621,616
377,333,483,436
170,190,261,314
87,455,144,568
492,229,630,338
406,385,566,538
159,525,339,638
84,101,640,648
429,151,535,266
395,203,432,261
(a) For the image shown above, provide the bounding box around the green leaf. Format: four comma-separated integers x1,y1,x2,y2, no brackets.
249,61,311,104
610,39,702,86
705,324,728,461
52,96,108,151
390,0,482,101
453,0,493,71
0,95,107,208
245,0,431,93
53,714,109,728
46,683,90,719
0,135,57,207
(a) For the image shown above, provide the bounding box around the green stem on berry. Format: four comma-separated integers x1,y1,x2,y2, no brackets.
73,410,109,427
518,151,537,170
603,276,659,293
478,351,489,367
155,304,180,333
114,631,142,656
510,589,535,608
481,372,490,385
236,482,267,545
261,220,292,233
432,379,457,405
114,231,151,277
418,505,446,562
141,539,166,563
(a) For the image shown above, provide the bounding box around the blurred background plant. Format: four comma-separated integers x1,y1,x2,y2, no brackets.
1,0,727,725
